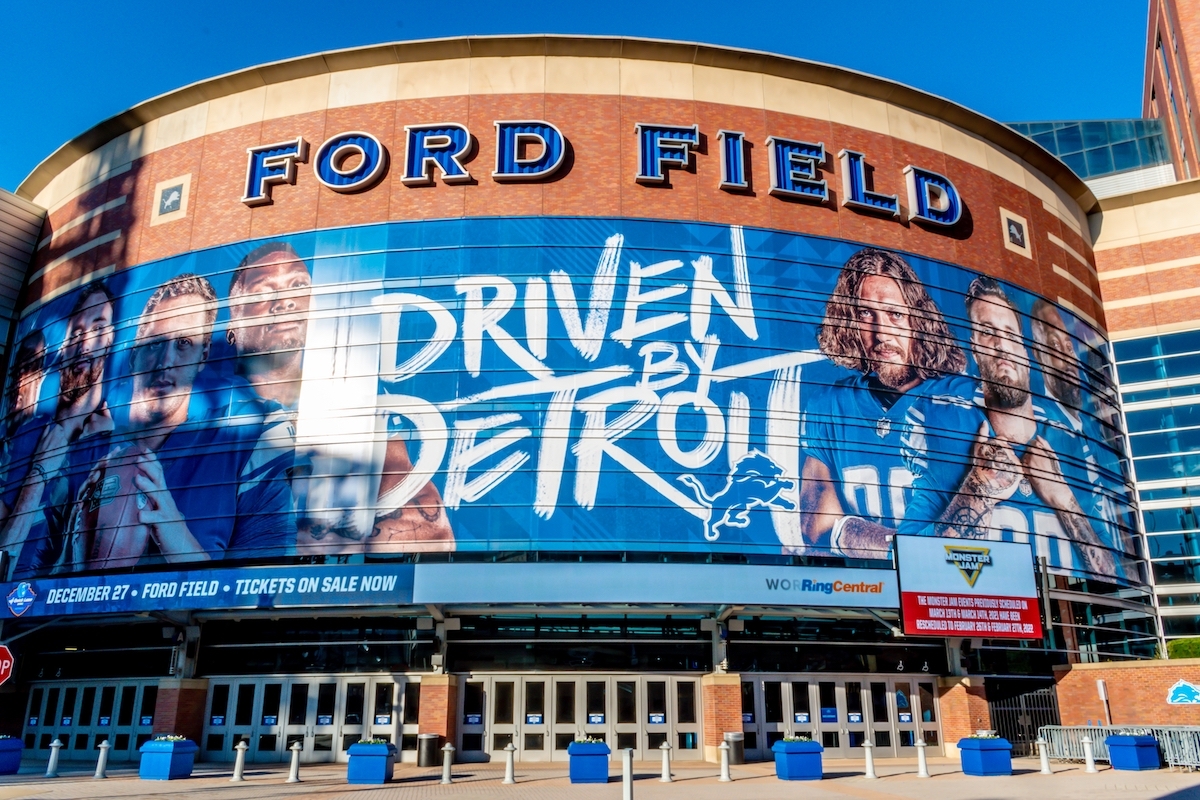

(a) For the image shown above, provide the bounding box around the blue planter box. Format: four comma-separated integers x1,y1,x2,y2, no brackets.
347,742,398,784
0,739,21,775
567,742,611,783
1105,736,1160,771
771,739,824,780
957,738,1012,776
138,739,198,780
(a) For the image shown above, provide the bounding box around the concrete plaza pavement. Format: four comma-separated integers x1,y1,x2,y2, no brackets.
0,757,1196,800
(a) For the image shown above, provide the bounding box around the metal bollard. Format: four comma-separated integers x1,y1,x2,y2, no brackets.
1082,735,1097,773
45,738,62,778
622,748,634,800
863,738,877,779
93,739,111,779
441,743,455,784
287,741,302,783
231,740,248,782
718,740,732,782
503,742,516,784
915,736,929,778
1037,736,1051,774
660,740,672,782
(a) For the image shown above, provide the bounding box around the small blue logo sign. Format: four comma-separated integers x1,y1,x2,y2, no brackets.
7,583,35,617
1168,680,1200,705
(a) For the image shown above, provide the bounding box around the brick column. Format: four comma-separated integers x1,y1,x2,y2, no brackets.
937,677,990,758
701,672,742,763
418,673,458,752
154,678,209,744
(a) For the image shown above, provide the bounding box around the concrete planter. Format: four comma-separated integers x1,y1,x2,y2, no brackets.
957,737,1012,776
0,738,21,775
1105,735,1160,771
347,742,398,784
567,741,611,783
771,739,824,780
138,739,198,780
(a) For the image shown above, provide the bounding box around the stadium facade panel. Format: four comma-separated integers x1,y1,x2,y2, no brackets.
0,37,1154,765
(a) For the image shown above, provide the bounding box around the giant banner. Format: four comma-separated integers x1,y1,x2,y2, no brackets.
0,217,1141,585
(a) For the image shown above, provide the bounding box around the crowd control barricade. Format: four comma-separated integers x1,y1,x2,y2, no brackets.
1039,726,1200,769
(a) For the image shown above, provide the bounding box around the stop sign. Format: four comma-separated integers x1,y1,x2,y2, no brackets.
0,646,14,687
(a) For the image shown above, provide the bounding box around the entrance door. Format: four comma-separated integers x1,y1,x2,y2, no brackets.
202,675,416,764
24,680,159,763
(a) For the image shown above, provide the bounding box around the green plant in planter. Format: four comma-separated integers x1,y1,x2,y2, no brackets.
574,736,604,744
152,735,187,742
357,738,391,745
782,735,812,742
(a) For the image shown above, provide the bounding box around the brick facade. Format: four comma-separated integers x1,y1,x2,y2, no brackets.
417,674,457,753
937,677,991,756
1053,659,1200,725
700,672,742,763
153,678,209,744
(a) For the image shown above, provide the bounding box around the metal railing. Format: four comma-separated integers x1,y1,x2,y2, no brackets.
1039,725,1200,769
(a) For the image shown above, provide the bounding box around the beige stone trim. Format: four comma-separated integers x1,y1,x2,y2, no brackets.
1104,284,1200,310
1093,183,1200,252
1110,318,1200,341
1048,232,1098,278
700,672,741,686
19,36,1094,215
157,678,210,690
1057,296,1099,330
150,173,192,227
1052,658,1199,671
1100,253,1200,280
38,195,126,249
1053,264,1100,303
1000,207,1032,259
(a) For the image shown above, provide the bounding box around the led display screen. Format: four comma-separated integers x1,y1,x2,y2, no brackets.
0,217,1140,585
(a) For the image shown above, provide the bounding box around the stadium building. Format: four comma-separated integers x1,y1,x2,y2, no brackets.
0,35,1161,766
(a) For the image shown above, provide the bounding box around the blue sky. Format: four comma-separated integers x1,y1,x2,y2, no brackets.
0,0,1147,193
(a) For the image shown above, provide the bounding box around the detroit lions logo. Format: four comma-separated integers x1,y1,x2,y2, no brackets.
678,450,797,542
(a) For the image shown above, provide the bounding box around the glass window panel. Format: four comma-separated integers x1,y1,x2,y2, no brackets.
875,730,891,747
870,682,889,722
374,684,394,719
28,688,43,723
677,682,696,724
79,687,96,727
117,687,136,726
1112,140,1140,172
900,730,916,747
524,733,545,750
315,734,333,752
1082,121,1109,148
918,683,937,722
556,682,576,724
139,687,156,724
741,682,755,715
792,682,811,714
261,684,282,723
209,685,229,724
1154,559,1200,584
1056,125,1084,153
848,731,865,747
494,682,515,725
285,733,304,751
1163,616,1200,636
462,733,483,751
895,683,912,717
1032,132,1058,152
258,734,277,751
1149,533,1200,558
822,731,839,748
617,732,637,750
647,681,667,717
846,682,863,715
556,733,574,750
1061,152,1087,176
46,688,60,723
764,682,783,723
1086,147,1114,176
493,733,513,750
678,731,698,750
342,734,362,751
464,682,484,717
62,688,77,724
317,684,336,720
288,684,309,726
525,682,545,717
403,683,421,725
617,682,636,724
1107,120,1136,143
344,683,365,726
74,733,88,750
206,734,223,751
586,682,605,718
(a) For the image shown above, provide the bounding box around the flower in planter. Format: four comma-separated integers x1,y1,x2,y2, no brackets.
574,736,604,744
152,735,188,742
356,738,391,745
782,736,812,743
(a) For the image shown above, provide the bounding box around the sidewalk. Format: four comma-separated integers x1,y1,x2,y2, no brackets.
0,757,1196,800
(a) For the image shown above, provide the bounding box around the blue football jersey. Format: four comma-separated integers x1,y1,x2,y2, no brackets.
801,372,975,535
900,387,1127,580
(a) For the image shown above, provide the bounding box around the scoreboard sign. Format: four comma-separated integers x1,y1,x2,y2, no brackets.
896,536,1043,640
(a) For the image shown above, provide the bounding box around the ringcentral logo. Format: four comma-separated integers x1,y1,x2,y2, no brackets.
944,545,993,587
764,577,886,595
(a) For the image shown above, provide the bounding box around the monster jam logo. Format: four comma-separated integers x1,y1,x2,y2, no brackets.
944,545,992,588
678,450,796,542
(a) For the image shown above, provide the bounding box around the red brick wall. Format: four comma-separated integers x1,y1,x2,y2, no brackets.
1054,659,1200,725
701,673,742,759
418,674,457,749
24,91,1102,327
153,679,208,744
938,677,991,745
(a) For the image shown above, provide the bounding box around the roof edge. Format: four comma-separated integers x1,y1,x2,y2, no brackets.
16,34,1097,214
